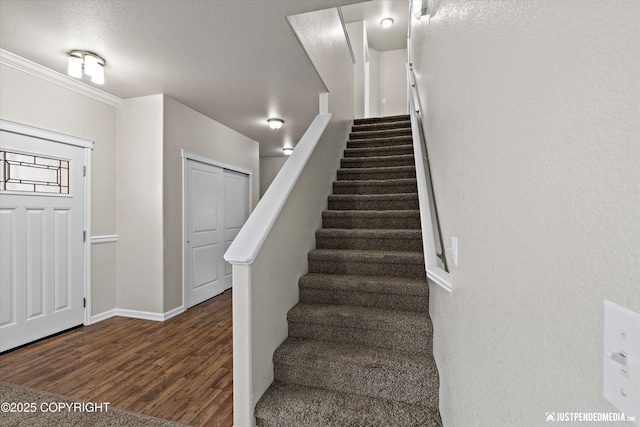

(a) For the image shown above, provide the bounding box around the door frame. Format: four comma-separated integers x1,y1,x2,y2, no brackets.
181,150,251,309
0,119,93,327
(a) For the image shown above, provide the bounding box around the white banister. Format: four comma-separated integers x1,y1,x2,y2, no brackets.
224,113,332,266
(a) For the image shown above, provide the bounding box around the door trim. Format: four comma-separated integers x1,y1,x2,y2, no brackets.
0,119,93,327
181,150,252,309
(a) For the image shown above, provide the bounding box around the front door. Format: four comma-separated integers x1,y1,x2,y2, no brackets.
0,126,86,352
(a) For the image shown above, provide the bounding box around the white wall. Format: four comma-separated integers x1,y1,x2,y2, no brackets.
379,48,407,116
259,156,288,198
346,21,365,119
0,62,117,316
410,1,640,426
116,95,165,313
368,47,380,117
163,96,259,311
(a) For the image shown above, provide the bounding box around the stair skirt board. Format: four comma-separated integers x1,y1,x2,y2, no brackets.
255,115,442,426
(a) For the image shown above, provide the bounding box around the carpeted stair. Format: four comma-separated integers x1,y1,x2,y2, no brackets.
255,115,442,426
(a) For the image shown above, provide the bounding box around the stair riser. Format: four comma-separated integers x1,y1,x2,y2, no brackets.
327,198,419,211
274,359,438,407
315,235,422,252
354,115,409,125
288,322,431,354
350,129,412,140
347,136,413,149
322,213,421,229
343,146,414,158
299,288,427,312
351,121,411,132
255,382,443,427
332,182,417,195
337,169,416,181
341,157,415,168
308,259,425,278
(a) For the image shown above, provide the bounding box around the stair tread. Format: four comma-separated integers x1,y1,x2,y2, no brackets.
328,192,417,200
338,165,416,173
316,228,421,238
354,114,410,123
309,248,424,263
333,178,417,186
300,273,428,296
276,337,431,368
342,153,414,162
345,143,413,153
323,209,420,216
288,302,430,333
255,382,442,427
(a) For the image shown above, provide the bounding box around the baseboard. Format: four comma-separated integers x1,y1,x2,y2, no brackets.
89,306,185,324
90,309,117,324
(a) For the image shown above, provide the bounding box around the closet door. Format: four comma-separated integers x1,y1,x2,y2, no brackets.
222,169,250,290
185,159,225,308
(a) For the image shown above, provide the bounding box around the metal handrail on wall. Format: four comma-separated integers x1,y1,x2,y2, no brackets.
407,63,449,273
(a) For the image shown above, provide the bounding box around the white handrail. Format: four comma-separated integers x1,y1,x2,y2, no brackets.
406,63,452,292
224,113,332,265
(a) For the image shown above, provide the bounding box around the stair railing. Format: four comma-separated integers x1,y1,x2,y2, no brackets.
407,63,452,291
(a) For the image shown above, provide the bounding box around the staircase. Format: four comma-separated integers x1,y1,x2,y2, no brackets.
254,115,442,426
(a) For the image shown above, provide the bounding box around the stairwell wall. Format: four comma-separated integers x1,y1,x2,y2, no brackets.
231,7,354,427
410,1,639,425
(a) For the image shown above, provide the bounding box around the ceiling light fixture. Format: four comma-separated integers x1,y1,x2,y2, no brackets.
380,17,394,29
68,50,106,84
282,147,293,156
267,118,284,130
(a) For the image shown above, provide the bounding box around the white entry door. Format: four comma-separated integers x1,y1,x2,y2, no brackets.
222,170,250,290
0,126,86,352
185,160,225,308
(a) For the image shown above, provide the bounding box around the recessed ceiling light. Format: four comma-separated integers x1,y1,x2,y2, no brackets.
380,17,394,29
267,118,284,130
282,147,293,156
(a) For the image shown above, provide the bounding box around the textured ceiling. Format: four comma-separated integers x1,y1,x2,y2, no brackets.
0,0,368,157
341,0,409,52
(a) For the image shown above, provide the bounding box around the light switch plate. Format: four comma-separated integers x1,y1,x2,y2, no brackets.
603,300,640,422
450,236,458,267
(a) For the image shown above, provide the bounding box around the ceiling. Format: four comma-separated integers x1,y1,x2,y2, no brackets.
0,0,407,158
341,0,409,52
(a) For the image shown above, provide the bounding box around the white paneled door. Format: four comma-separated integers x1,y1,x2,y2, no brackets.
184,158,250,309
222,169,250,290
0,127,87,352
186,160,225,308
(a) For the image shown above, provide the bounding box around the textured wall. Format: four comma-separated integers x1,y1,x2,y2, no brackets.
410,0,639,425
347,21,365,119
0,63,118,316
260,156,288,198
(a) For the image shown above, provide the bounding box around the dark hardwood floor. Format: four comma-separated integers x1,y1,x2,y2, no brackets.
0,290,233,427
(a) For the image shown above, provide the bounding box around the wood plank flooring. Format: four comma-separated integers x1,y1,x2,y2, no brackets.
0,290,233,427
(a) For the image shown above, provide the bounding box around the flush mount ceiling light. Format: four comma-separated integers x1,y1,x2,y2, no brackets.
68,50,106,84
282,147,293,156
380,17,394,29
267,118,284,130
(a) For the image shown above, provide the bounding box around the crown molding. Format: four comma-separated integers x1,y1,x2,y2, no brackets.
0,49,122,107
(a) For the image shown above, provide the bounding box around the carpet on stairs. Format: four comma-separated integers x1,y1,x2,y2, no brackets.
255,115,442,427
